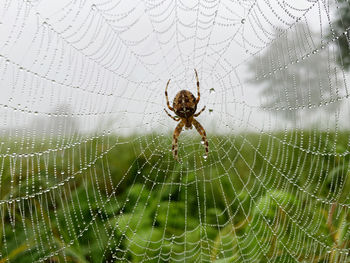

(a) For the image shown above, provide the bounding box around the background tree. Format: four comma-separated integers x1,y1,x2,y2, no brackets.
332,0,350,70
247,23,342,122
31,103,79,136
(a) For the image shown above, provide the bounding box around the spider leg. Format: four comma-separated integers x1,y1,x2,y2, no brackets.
193,119,208,158
164,108,180,121
165,79,174,111
194,69,200,104
172,120,185,161
194,106,206,117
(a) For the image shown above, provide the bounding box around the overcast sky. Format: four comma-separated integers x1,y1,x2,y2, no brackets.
0,0,348,139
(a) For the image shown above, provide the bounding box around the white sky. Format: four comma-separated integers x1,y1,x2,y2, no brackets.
0,0,348,138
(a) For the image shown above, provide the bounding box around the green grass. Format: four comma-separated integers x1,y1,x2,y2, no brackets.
0,132,349,262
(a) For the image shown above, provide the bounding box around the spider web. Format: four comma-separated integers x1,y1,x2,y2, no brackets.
0,0,349,262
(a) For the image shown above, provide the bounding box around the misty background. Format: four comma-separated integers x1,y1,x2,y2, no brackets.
0,0,349,141
1,1,350,262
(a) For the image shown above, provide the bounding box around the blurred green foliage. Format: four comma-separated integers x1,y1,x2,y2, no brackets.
0,132,349,262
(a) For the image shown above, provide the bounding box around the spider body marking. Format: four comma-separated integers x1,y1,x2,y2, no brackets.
173,90,197,128
164,69,208,161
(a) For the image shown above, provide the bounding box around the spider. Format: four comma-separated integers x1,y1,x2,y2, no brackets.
164,69,208,161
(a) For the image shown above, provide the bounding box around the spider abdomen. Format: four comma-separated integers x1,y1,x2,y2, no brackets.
173,90,197,118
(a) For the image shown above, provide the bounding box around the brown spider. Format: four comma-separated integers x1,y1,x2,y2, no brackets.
164,69,208,161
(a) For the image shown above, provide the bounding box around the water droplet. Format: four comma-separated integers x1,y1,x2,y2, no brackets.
208,109,213,114
201,141,205,145
241,18,246,24
91,4,97,11
209,88,215,94
203,155,208,160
